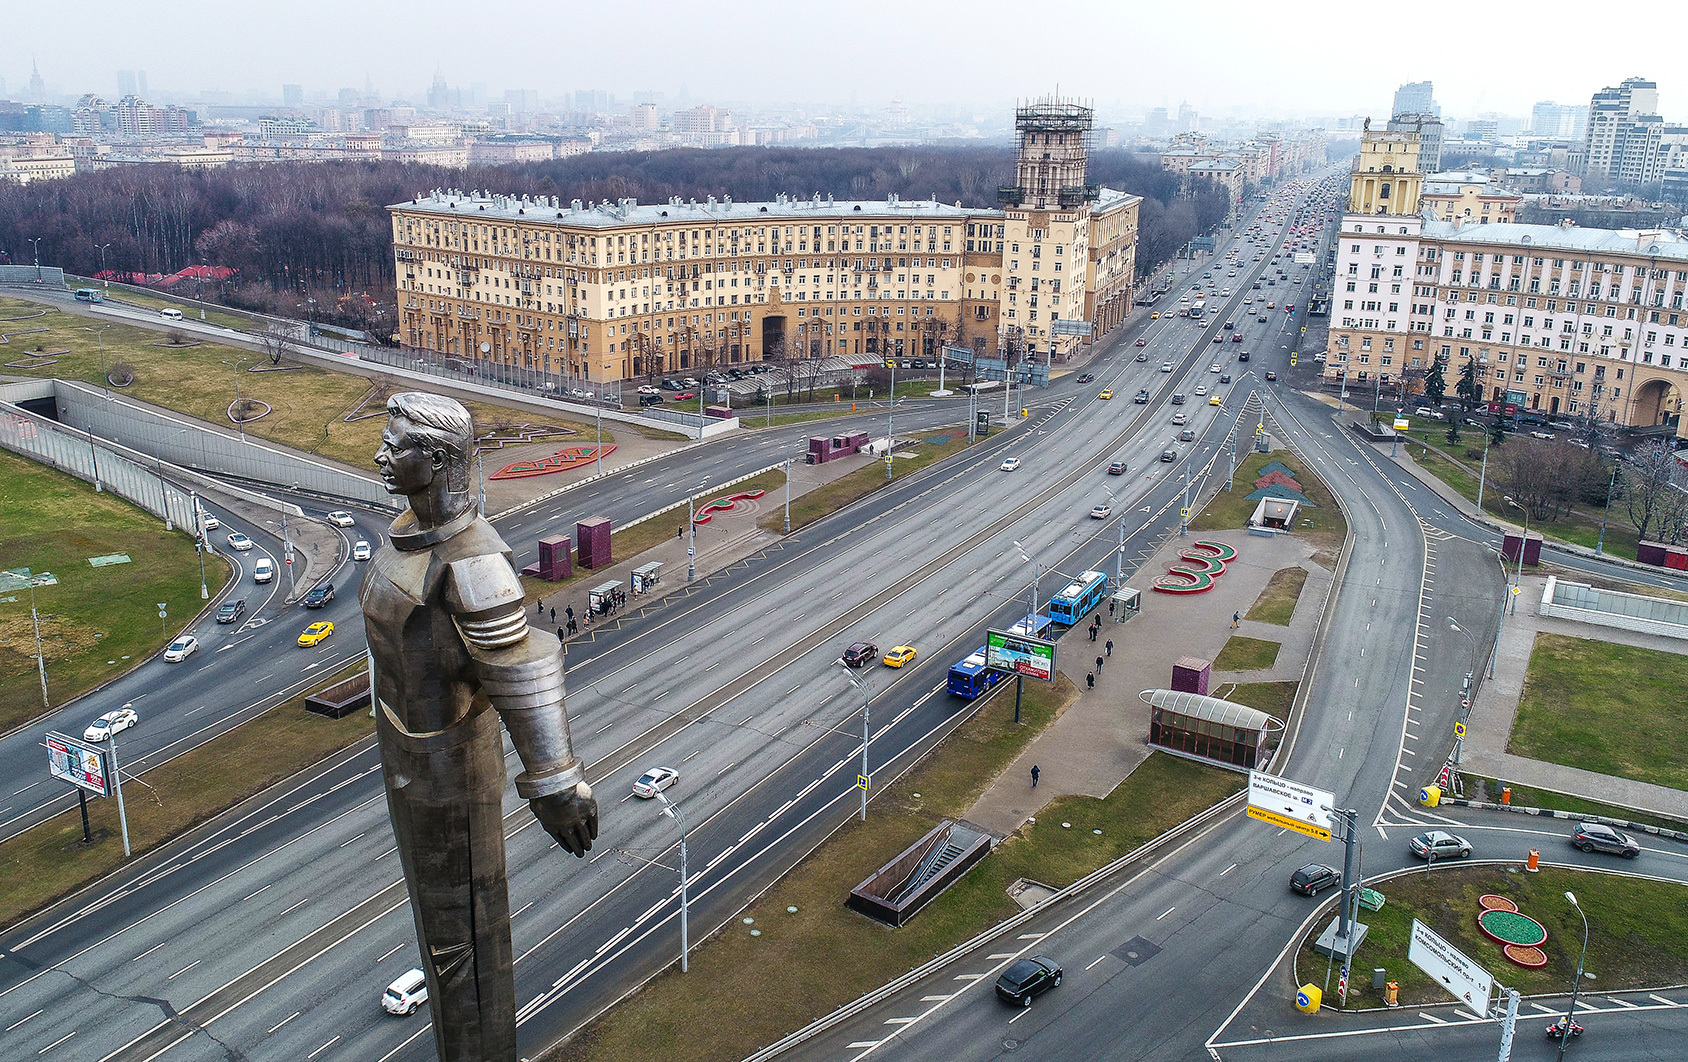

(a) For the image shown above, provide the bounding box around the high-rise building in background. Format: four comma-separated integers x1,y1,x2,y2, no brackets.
29,61,46,104
283,84,304,107
1583,77,1664,185
1391,81,1438,118
1386,113,1443,172
117,70,136,97
1531,101,1587,139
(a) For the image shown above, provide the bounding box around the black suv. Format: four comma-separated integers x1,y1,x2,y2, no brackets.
995,956,1062,1006
1077,372,1095,384
1571,822,1640,858
841,641,878,668
1290,863,1339,896
216,598,247,624
303,583,335,609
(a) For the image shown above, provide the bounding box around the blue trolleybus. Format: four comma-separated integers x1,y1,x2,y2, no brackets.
1047,570,1108,627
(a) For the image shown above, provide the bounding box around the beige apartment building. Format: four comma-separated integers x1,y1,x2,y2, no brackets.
390,99,1141,385
1327,124,1688,437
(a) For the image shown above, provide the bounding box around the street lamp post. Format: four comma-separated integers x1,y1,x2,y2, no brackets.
1596,462,1618,556
97,242,112,288
836,660,872,822
190,490,209,599
226,355,257,440
653,790,690,974
1559,891,1589,1060
687,476,710,583
27,236,43,281
885,357,897,480
1503,496,1532,616
86,325,111,396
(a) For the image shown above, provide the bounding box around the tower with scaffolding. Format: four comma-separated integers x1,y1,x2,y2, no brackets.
999,96,1100,211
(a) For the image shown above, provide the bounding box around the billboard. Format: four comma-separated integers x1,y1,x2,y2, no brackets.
47,732,109,796
1246,770,1334,841
1409,918,1494,1017
985,628,1056,682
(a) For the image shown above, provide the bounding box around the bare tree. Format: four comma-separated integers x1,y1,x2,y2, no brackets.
1496,439,1607,521
257,324,291,367
1624,447,1688,541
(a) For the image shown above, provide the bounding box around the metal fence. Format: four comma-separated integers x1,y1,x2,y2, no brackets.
0,265,67,288
2,379,399,510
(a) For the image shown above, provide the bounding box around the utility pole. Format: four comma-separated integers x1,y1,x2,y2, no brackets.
108,712,133,857
1476,436,1491,512
837,664,873,821
190,491,209,599
654,791,690,973
783,458,791,534
281,509,296,600
29,583,49,710
97,242,112,288
1596,462,1617,556
687,477,710,581
885,357,897,480
1180,470,1191,537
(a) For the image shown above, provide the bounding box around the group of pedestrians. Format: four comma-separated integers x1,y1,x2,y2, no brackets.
538,599,579,640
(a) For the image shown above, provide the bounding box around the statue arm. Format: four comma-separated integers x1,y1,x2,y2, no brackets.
445,555,585,800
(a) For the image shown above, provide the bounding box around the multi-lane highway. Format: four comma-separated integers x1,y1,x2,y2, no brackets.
3,172,1683,1062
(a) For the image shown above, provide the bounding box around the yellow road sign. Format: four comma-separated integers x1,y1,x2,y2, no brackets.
1247,804,1333,842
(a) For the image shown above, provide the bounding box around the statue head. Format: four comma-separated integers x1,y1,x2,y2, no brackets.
376,392,475,517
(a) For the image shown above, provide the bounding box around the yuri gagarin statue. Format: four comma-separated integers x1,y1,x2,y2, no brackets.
360,391,597,1062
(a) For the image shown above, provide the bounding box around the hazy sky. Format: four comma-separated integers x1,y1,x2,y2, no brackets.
10,0,1688,121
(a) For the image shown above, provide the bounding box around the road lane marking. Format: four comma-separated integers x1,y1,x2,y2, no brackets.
36,1031,74,1054
378,944,406,962
266,1012,300,1034
168,959,201,980
1157,907,1176,920
306,1036,341,1059
5,1009,42,1031
1008,1007,1031,1023
1085,955,1108,970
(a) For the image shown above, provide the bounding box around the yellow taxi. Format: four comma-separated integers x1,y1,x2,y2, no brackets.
1099,389,1113,400
1210,395,1223,406
1150,311,1160,319
882,645,918,668
298,620,335,646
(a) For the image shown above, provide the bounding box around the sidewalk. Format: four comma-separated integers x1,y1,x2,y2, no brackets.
964,526,1333,838
1461,573,1688,820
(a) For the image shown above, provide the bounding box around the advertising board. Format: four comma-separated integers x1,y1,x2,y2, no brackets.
47,732,109,797
985,628,1055,682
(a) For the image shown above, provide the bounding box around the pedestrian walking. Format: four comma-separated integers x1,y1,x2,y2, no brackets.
556,626,565,641
550,607,556,624
1231,611,1240,630
678,525,685,539
1089,625,1098,642
565,605,574,620
1096,654,1104,673
1086,671,1095,689
1030,764,1041,788
568,617,577,636
1106,639,1114,657
536,599,544,616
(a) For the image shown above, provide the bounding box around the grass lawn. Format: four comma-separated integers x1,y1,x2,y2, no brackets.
0,295,601,469
1213,635,1282,672
1409,438,1643,560
766,430,975,533
555,680,1243,1062
1461,775,1688,833
0,662,373,929
0,449,228,734
1246,567,1308,625
1509,633,1688,790
742,407,861,430
518,467,790,604
1190,448,1347,562
1216,680,1299,721
1301,865,1688,1008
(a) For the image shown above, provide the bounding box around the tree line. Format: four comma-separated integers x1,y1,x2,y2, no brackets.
0,144,1255,330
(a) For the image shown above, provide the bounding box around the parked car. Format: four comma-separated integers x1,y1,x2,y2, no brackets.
352,540,372,561
163,635,199,662
675,391,696,401
298,621,335,646
1571,822,1640,858
84,706,139,742
381,969,428,1016
226,532,254,551
253,558,275,583
216,599,247,624
1409,830,1472,860
995,956,1062,1006
326,511,356,528
1290,863,1339,896
303,583,335,608
632,766,680,799
882,645,918,668
842,641,879,668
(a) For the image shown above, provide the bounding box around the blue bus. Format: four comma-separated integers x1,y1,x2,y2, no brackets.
947,646,1006,699
74,288,103,303
1048,570,1108,627
1007,611,1052,638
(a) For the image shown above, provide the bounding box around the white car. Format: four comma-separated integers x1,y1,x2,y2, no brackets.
1210,364,1222,373
226,532,253,551
1160,362,1174,373
1194,386,1208,396
1000,457,1022,472
253,558,275,583
163,635,199,662
84,706,138,742
632,766,680,799
326,511,356,528
197,511,221,531
1089,503,1113,519
353,540,372,561
381,969,428,1016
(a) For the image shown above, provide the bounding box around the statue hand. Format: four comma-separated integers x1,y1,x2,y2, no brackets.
530,782,599,857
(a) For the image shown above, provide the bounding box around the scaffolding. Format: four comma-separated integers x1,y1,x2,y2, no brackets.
999,96,1099,210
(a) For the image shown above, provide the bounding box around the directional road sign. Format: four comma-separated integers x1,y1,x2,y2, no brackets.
1246,770,1334,841
1409,918,1494,1017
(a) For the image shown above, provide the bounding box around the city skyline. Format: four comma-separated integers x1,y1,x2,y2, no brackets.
8,0,1688,122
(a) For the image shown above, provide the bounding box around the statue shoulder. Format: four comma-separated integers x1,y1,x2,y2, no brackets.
441,521,523,619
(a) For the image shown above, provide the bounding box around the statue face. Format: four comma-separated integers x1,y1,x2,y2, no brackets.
375,415,444,496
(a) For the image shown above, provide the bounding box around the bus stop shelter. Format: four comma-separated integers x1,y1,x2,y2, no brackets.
1140,688,1282,770
588,581,620,615
631,561,663,594
1111,587,1140,623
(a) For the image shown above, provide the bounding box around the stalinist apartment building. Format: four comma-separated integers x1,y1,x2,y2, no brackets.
1327,125,1688,437
389,99,1139,386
